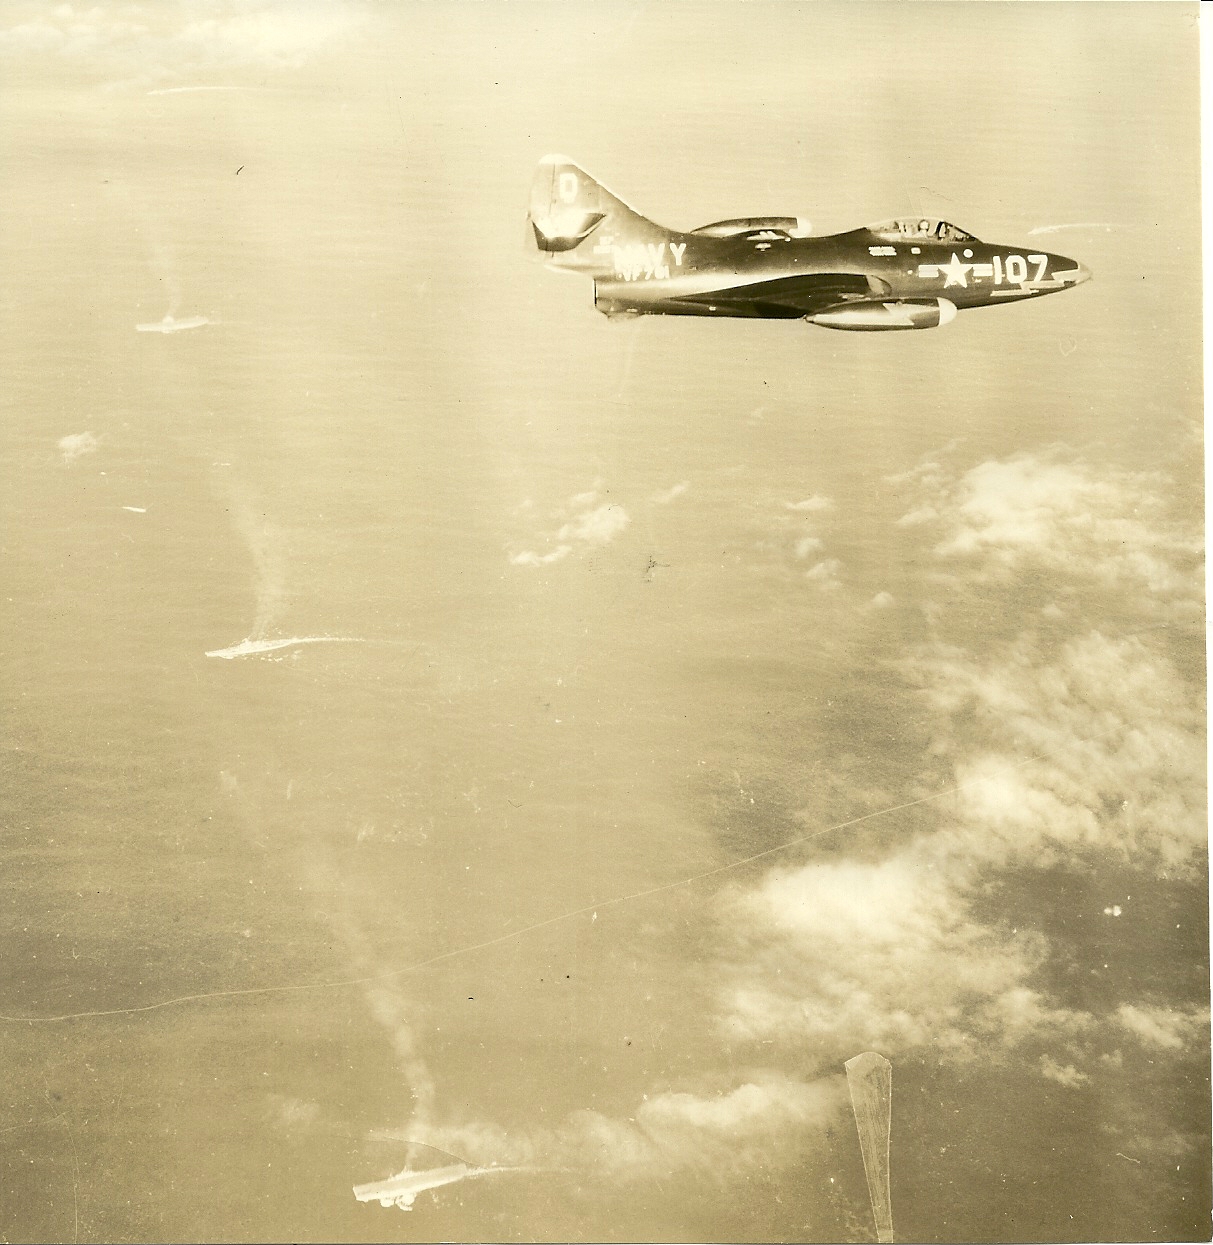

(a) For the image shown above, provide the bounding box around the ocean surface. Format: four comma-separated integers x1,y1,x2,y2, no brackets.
0,4,1207,1242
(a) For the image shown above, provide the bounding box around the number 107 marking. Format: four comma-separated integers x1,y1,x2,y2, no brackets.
992,254,1049,285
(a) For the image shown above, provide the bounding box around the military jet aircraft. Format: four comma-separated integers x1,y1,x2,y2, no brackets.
529,155,1089,330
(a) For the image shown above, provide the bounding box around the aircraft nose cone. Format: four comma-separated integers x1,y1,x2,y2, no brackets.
1055,256,1091,285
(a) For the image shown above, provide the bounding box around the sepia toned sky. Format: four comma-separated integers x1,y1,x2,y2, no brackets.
0,3,1206,1243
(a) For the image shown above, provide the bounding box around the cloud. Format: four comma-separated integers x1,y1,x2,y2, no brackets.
1027,223,1116,236
908,630,1206,877
895,505,938,528
804,558,842,589
557,503,629,547
650,481,689,506
0,1,369,86
509,545,573,568
716,852,1086,1062
1040,1056,1089,1088
750,493,840,585
703,445,1203,1086
400,444,1203,1208
884,459,948,489
174,5,367,72
509,488,629,568
707,628,1201,1077
424,1073,847,1183
897,450,1201,603
59,431,100,463
882,450,1205,887
1116,1004,1209,1052
784,495,834,513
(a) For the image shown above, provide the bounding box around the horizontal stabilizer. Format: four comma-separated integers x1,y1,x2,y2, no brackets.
527,155,669,273
531,209,606,252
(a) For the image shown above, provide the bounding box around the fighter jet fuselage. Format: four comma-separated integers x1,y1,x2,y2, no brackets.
529,155,1090,330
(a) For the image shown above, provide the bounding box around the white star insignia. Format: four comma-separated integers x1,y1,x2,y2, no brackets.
938,253,971,288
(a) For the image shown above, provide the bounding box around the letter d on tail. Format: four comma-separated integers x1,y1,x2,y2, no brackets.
529,155,604,253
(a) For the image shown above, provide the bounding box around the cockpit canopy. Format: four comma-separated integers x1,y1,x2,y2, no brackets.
868,217,979,244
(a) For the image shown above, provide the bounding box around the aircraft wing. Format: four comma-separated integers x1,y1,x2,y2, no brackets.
680,272,890,317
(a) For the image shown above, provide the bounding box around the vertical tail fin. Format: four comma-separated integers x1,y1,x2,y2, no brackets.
528,155,669,276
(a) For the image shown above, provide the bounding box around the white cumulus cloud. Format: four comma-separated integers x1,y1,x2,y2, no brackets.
1040,1055,1089,1088
650,481,689,506
59,431,100,463
908,630,1206,878
703,443,1203,1092
509,545,572,568
804,558,842,589
784,495,834,513
717,851,1085,1062
510,488,629,568
423,1073,847,1183
1116,1004,1209,1052
557,503,629,547
898,450,1201,603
